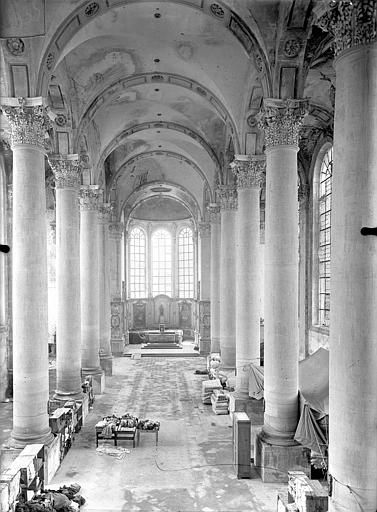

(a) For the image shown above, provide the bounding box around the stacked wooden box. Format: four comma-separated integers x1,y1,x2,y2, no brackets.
202,379,222,404
211,389,229,415
12,444,44,502
0,465,20,512
0,444,45,511
278,471,328,512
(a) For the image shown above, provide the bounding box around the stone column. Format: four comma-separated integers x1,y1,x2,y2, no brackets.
298,183,310,360
6,184,13,398
98,203,113,375
218,185,237,367
46,208,56,354
231,155,265,398
79,185,104,394
49,154,82,400
198,221,211,354
319,4,377,511
207,204,221,353
0,154,8,402
254,98,309,482
108,221,125,354
1,97,54,447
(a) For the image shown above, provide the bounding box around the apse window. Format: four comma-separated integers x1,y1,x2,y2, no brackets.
178,227,194,298
152,229,172,296
129,227,147,298
318,146,333,327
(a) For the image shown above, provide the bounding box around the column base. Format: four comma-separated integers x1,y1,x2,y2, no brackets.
53,390,84,401
110,337,124,355
199,338,211,355
229,393,264,424
8,429,55,450
81,368,105,394
100,354,113,376
254,432,310,483
210,336,221,354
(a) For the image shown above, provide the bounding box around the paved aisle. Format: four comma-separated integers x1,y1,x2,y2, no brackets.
51,357,284,511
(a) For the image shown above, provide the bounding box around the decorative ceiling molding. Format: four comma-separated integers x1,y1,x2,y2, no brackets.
109,149,213,201
97,120,221,179
77,72,239,151
36,0,270,97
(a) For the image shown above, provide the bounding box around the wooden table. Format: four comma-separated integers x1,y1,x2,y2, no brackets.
114,427,136,448
136,428,159,446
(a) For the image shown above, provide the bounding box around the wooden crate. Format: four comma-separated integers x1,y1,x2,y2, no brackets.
0,467,21,509
296,480,328,512
49,408,67,434
277,493,299,511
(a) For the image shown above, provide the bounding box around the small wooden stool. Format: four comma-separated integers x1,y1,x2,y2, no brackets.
114,427,136,448
137,428,159,446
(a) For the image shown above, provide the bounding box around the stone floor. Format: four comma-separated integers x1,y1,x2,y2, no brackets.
1,356,286,511
52,356,285,511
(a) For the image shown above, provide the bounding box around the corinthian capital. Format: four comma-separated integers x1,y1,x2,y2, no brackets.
217,185,238,211
199,222,211,237
257,98,309,149
318,0,376,57
49,154,81,189
0,97,52,151
230,154,266,189
207,203,221,223
98,203,113,223
108,222,124,239
79,185,101,211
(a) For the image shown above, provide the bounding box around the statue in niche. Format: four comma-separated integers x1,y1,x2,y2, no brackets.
159,304,165,324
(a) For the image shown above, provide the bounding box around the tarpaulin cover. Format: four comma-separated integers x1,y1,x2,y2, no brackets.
294,347,329,453
246,348,329,453
248,363,264,400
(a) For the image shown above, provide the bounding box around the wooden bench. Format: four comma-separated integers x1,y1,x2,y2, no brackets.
136,428,159,446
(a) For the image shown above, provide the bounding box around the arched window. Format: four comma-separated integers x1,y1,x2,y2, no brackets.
313,145,333,327
178,227,194,298
129,227,146,298
152,229,172,296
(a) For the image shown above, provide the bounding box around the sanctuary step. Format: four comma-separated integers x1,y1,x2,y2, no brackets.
141,343,182,350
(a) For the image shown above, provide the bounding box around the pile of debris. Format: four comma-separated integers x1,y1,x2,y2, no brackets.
15,483,85,512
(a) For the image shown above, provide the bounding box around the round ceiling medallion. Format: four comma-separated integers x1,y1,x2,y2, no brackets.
85,2,99,17
283,38,301,58
6,38,24,56
210,3,225,18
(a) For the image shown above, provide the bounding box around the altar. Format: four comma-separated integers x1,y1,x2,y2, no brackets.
129,329,183,349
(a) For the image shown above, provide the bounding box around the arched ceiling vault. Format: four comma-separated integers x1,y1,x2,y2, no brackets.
98,121,220,179
38,0,275,224
121,181,201,224
109,150,213,201
77,72,239,152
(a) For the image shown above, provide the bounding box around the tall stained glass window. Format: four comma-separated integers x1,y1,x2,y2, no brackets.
318,147,333,327
152,229,172,296
178,227,194,298
129,227,146,298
